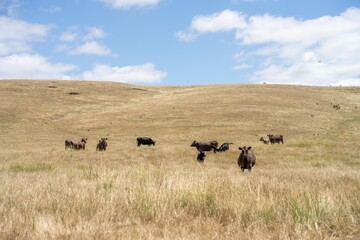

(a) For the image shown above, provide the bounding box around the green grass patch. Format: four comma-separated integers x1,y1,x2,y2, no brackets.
9,163,53,173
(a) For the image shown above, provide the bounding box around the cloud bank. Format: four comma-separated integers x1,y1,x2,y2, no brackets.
0,17,166,83
81,63,167,83
0,16,52,55
178,8,360,86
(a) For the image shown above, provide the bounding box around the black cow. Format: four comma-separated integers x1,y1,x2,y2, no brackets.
267,134,284,144
197,151,206,163
65,139,74,149
96,138,108,151
217,142,233,152
137,137,156,147
190,141,218,153
237,146,256,172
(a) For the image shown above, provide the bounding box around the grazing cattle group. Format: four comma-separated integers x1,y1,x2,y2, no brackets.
65,133,284,172
65,138,88,150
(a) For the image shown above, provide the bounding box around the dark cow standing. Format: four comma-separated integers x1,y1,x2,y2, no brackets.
137,137,156,147
197,151,206,163
190,141,218,153
96,138,108,151
217,142,233,152
65,139,73,149
237,146,256,172
267,134,284,144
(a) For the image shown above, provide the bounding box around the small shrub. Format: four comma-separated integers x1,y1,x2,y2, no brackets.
332,103,340,110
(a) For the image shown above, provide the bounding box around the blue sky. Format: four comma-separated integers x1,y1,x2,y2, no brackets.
0,0,359,86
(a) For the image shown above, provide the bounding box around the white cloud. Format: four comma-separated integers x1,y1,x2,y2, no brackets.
60,32,77,42
179,8,360,85
59,26,111,55
0,54,167,83
99,0,160,9
176,10,246,41
238,8,360,85
60,29,77,42
81,63,167,83
84,27,106,40
251,62,360,86
235,9,360,46
60,26,106,42
0,54,77,80
0,16,52,55
69,41,111,56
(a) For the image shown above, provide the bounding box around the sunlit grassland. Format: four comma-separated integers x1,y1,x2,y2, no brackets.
0,80,359,239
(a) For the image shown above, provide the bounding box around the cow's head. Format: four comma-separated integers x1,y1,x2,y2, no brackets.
238,146,251,156
190,141,197,147
81,138,88,143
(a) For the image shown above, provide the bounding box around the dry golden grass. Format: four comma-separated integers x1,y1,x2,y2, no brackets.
0,80,359,239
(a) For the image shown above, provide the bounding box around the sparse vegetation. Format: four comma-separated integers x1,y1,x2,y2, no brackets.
0,80,359,239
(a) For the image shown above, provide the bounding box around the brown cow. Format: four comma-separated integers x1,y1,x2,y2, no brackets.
259,137,270,144
72,138,88,150
237,146,256,172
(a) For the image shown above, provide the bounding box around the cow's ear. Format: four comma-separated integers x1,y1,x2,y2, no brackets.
105,138,108,140
247,146,252,150
238,147,242,150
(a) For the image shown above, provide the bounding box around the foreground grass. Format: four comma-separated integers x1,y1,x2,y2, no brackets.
1,152,359,239
0,81,359,239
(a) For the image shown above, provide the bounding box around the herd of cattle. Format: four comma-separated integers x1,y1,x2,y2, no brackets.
65,138,108,151
65,134,284,172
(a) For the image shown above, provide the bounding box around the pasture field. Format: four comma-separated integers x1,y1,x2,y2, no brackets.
0,80,359,239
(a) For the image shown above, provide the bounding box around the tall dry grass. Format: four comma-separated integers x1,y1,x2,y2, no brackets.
0,80,359,239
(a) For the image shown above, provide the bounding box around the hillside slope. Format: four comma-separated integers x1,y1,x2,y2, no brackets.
1,80,359,150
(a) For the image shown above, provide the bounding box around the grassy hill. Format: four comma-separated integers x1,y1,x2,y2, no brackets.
0,80,359,239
